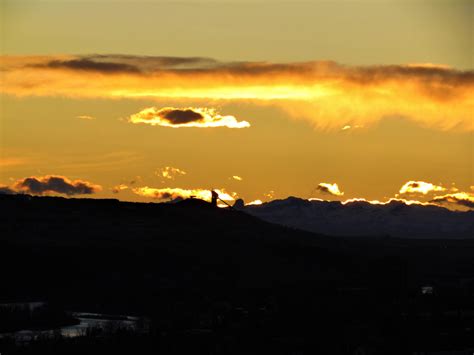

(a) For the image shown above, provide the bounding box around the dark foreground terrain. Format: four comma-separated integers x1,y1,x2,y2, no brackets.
1,194,474,354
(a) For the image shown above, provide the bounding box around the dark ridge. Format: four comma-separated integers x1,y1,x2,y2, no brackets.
1,194,474,354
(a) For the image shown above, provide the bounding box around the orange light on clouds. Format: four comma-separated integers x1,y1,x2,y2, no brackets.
129,107,250,128
247,199,263,205
317,183,344,196
132,187,235,201
399,181,446,195
1,56,473,131
430,192,474,210
156,166,187,180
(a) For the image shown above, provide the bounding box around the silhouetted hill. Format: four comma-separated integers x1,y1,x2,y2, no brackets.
1,193,474,303
2,194,474,354
0,194,338,302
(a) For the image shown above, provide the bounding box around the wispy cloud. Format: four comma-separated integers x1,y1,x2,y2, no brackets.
111,184,129,194
133,186,235,201
399,180,446,195
317,182,344,196
0,157,28,168
341,124,363,131
12,175,102,196
2,55,472,131
76,115,95,120
231,175,243,181
129,107,250,128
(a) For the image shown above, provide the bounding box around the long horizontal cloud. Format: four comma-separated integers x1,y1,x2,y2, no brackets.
12,175,102,196
133,186,235,201
316,183,344,196
32,55,218,73
129,107,250,128
1,55,473,131
32,58,141,74
399,180,446,195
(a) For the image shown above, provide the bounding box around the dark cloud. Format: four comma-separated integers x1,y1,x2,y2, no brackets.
31,55,219,74
0,185,15,195
13,175,101,196
33,58,141,74
161,109,204,124
347,64,474,86
129,107,250,128
16,55,474,88
86,54,219,70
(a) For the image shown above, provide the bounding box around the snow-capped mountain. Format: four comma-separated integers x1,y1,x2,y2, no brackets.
243,197,474,238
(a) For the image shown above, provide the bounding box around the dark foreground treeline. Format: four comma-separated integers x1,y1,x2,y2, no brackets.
0,303,78,333
1,194,474,354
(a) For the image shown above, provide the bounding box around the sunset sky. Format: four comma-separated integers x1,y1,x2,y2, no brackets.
0,0,472,209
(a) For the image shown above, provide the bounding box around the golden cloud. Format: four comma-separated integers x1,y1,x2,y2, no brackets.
399,180,446,195
129,107,250,128
76,115,95,120
111,184,129,194
156,166,187,180
247,199,263,205
317,182,344,196
1,55,472,131
232,175,243,181
133,186,235,201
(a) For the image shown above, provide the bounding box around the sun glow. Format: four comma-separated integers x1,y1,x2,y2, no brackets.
399,181,446,195
133,187,235,202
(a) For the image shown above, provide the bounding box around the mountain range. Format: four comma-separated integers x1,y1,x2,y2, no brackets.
243,197,474,238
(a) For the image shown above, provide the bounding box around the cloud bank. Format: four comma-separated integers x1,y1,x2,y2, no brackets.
129,107,250,128
1,55,473,131
12,175,102,196
430,192,474,209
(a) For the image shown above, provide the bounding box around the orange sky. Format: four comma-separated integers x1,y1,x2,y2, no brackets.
0,0,472,210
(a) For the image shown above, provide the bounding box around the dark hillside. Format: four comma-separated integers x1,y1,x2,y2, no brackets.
1,194,474,354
